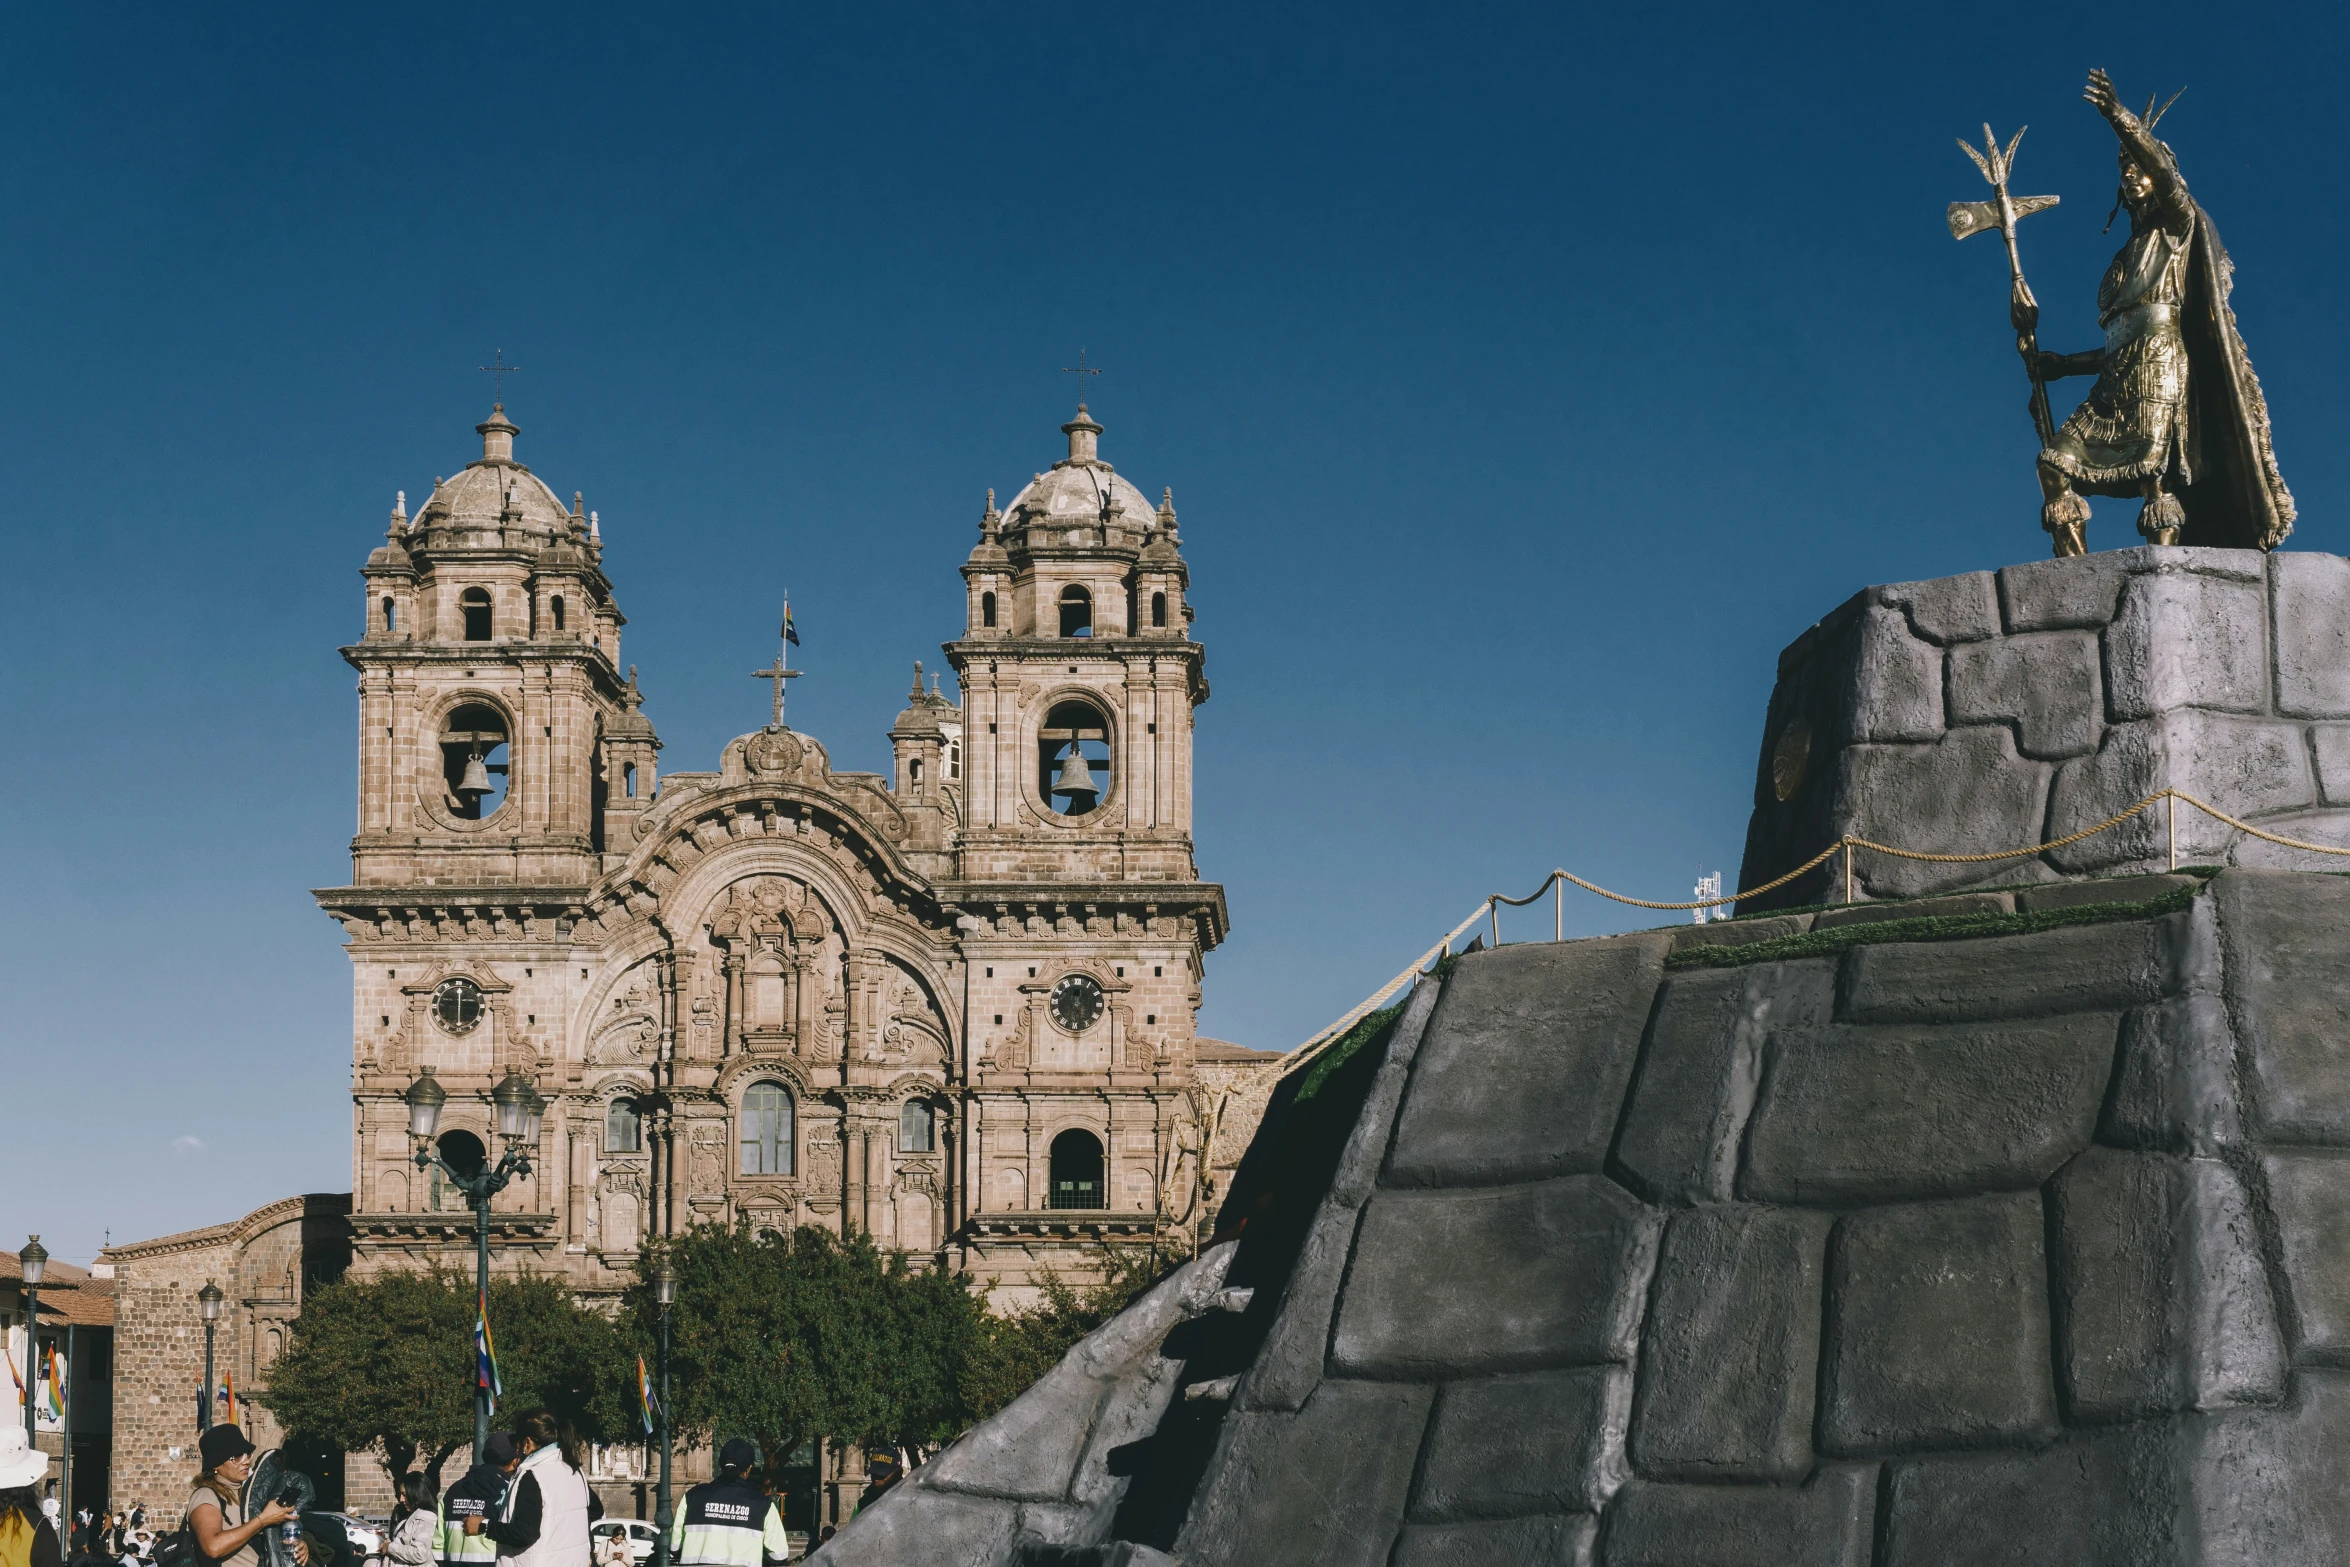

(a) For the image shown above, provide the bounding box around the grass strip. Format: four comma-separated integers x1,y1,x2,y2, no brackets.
1665,881,2202,971
1293,1000,1405,1103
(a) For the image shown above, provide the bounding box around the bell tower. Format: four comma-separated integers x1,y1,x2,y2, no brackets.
343,405,647,889
945,404,1226,1238
949,404,1202,876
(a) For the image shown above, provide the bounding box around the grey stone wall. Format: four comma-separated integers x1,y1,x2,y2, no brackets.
1738,548,2350,910
812,869,2350,1564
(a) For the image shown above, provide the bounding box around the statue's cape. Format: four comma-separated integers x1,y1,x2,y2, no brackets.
2177,200,2295,549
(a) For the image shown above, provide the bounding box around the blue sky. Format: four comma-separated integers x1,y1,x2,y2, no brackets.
5,3,2344,1260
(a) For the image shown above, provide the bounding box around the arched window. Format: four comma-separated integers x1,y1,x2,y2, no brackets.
980,591,997,629
436,1130,487,1181
382,596,397,632
1048,1129,1105,1210
606,1098,642,1153
459,587,493,641
624,762,638,799
739,1082,794,1175
909,758,924,793
440,702,511,820
1059,585,1093,638
1151,591,1167,629
551,596,566,632
900,1099,935,1154
1039,699,1111,817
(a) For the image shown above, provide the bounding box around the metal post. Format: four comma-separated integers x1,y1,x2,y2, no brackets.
1553,876,1563,943
1842,841,1855,906
22,1289,39,1456
60,1324,74,1527
1488,902,1500,950
200,1319,214,1433
2168,792,2178,872
653,1302,673,1567
474,1186,492,1464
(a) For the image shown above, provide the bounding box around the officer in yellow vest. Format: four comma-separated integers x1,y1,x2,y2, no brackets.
667,1441,789,1567
435,1434,517,1567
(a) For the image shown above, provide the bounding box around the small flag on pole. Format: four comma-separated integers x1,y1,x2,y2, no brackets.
218,1365,235,1427
782,603,800,647
43,1345,65,1419
637,1356,660,1436
476,1286,502,1418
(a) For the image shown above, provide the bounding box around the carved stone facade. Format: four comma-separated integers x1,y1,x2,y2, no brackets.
317,402,1251,1305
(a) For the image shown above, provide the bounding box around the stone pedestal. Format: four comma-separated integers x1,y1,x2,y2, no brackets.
1738,548,2350,911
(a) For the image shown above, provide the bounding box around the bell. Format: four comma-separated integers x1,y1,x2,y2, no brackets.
457,750,493,796
1050,745,1099,805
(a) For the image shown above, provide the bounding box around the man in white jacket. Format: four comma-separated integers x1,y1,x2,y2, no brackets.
473,1413,597,1567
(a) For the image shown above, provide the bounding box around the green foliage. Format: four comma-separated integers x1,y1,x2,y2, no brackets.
618,1225,991,1460
618,1225,1182,1465
1664,881,2201,970
956,1248,1180,1421
260,1269,622,1487
1292,1002,1403,1103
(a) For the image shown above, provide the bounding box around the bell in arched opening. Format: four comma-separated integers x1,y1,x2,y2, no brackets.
457,749,494,797
1050,744,1099,809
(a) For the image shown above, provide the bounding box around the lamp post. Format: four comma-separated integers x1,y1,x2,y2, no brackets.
651,1255,676,1567
196,1281,224,1432
18,1237,45,1459
404,1065,543,1463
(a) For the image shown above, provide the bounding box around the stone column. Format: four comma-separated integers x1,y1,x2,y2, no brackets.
721,947,744,1058
1023,1102,1041,1215
843,1124,866,1237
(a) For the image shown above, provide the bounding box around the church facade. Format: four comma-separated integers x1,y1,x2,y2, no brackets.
315,402,1236,1304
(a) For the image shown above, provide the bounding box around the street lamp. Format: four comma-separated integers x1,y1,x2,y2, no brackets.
19,1237,45,1458
196,1282,224,1432
407,1065,543,1463
652,1255,676,1567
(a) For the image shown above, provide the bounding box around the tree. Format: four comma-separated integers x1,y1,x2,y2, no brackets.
956,1248,1176,1422
262,1270,623,1489
619,1225,991,1465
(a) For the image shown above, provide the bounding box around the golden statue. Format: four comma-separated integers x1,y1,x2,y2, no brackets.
1955,71,2294,558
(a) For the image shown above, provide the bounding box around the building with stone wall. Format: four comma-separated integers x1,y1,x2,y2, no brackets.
98,1197,352,1525
5,1249,113,1518
314,401,1248,1308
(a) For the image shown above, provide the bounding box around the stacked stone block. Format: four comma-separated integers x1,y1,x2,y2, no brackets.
815,869,2350,1563
1740,548,2350,908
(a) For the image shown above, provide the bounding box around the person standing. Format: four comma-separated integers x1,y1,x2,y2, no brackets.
435,1435,513,1567
183,1428,306,1567
382,1478,435,1567
664,1441,788,1567
0,1428,62,1567
474,1414,591,1567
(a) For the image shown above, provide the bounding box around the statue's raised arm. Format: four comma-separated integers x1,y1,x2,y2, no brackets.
2084,69,2191,230
2027,69,2294,557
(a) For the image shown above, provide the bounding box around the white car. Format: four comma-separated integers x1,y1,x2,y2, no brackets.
590,1520,660,1566
320,1515,383,1557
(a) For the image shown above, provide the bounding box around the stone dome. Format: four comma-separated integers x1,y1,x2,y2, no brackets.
411,405,575,540
1001,406,1158,528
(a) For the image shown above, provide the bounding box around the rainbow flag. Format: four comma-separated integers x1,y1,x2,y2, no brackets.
781,602,800,647
636,1357,659,1436
41,1345,63,1419
218,1366,236,1427
475,1287,502,1416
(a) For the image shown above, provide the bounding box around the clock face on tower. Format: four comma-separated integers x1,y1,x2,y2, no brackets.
1050,973,1105,1034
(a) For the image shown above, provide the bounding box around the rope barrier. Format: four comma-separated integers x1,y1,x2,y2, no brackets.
1277,787,2350,1075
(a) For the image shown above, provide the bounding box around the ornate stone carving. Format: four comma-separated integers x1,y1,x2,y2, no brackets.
747,728,803,776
